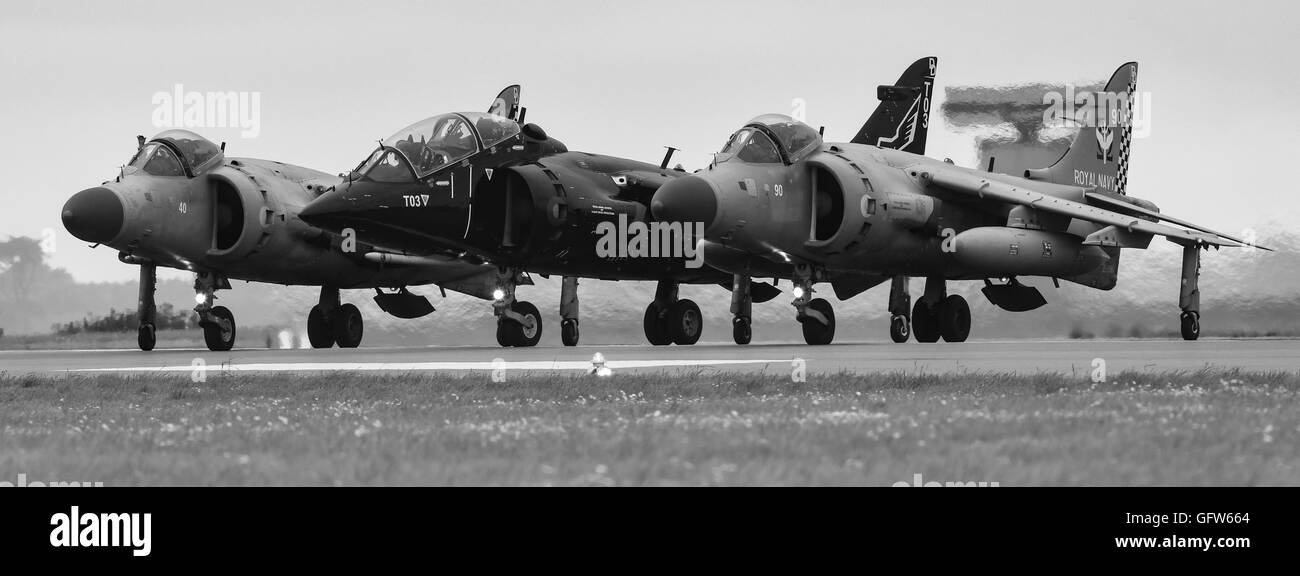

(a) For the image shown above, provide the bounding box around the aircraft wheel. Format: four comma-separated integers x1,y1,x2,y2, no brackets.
643,302,672,346
496,319,518,347
329,303,364,348
1180,311,1200,341
511,301,542,347
137,322,156,352
307,305,335,349
203,306,237,352
561,319,580,347
800,298,835,345
889,315,910,343
939,295,971,343
668,299,702,345
912,299,940,343
733,316,752,345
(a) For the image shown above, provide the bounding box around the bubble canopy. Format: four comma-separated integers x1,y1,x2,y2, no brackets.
717,114,822,165
133,129,224,176
365,112,520,178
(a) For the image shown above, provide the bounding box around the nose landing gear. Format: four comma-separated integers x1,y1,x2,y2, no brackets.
888,276,911,343
494,267,542,347
731,273,752,345
793,265,834,345
560,276,580,346
136,261,157,351
194,271,235,352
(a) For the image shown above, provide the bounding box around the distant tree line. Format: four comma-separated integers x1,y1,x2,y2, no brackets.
53,303,197,334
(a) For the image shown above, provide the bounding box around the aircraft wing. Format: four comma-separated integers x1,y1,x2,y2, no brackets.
924,167,1270,250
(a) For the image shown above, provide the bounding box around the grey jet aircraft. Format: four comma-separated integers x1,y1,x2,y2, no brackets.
61,112,503,351
651,59,1267,345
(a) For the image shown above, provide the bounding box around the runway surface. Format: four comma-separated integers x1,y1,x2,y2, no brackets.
2,338,1296,376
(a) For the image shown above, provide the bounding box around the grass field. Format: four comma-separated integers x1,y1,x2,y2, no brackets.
1,369,1297,486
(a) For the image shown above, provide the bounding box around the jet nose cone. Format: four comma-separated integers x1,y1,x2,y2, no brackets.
62,187,124,244
299,191,349,230
651,175,718,229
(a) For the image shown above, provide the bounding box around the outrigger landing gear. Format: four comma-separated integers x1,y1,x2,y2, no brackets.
793,264,834,345
911,277,970,343
1179,243,1202,341
560,276,580,346
194,271,236,352
731,273,752,345
136,261,157,351
888,276,911,343
307,287,364,349
494,267,542,347
643,280,702,346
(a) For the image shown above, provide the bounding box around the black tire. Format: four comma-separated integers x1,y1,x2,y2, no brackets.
331,303,364,348
496,319,518,347
137,322,156,351
733,316,752,345
800,298,835,345
939,295,971,343
203,306,236,352
644,302,672,346
561,318,579,347
668,299,702,345
889,315,910,343
912,299,940,343
511,301,542,347
1180,312,1200,341
307,305,335,349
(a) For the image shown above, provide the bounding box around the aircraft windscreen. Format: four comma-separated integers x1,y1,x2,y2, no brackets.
360,148,416,183
129,143,186,177
151,129,223,174
747,114,822,162
381,113,482,176
718,128,782,164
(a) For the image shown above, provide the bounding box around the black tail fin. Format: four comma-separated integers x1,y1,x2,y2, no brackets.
851,57,936,154
1024,62,1138,196
488,85,521,120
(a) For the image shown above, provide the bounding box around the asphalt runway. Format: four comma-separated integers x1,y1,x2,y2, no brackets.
2,338,1296,376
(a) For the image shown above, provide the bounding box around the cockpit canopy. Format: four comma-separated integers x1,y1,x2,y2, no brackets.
716,114,822,165
129,129,224,177
363,112,521,180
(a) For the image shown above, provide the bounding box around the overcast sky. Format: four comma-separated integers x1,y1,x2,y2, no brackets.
3,0,1296,282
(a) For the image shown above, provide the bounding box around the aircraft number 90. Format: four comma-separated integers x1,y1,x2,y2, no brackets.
773,184,784,197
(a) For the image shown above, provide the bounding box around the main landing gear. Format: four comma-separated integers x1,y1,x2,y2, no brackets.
792,265,835,345
306,286,365,348
643,280,702,346
1179,243,1202,341
493,267,542,347
908,276,970,344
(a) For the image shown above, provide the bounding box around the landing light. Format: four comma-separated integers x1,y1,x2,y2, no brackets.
792,287,805,299
195,293,208,305
492,289,505,301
